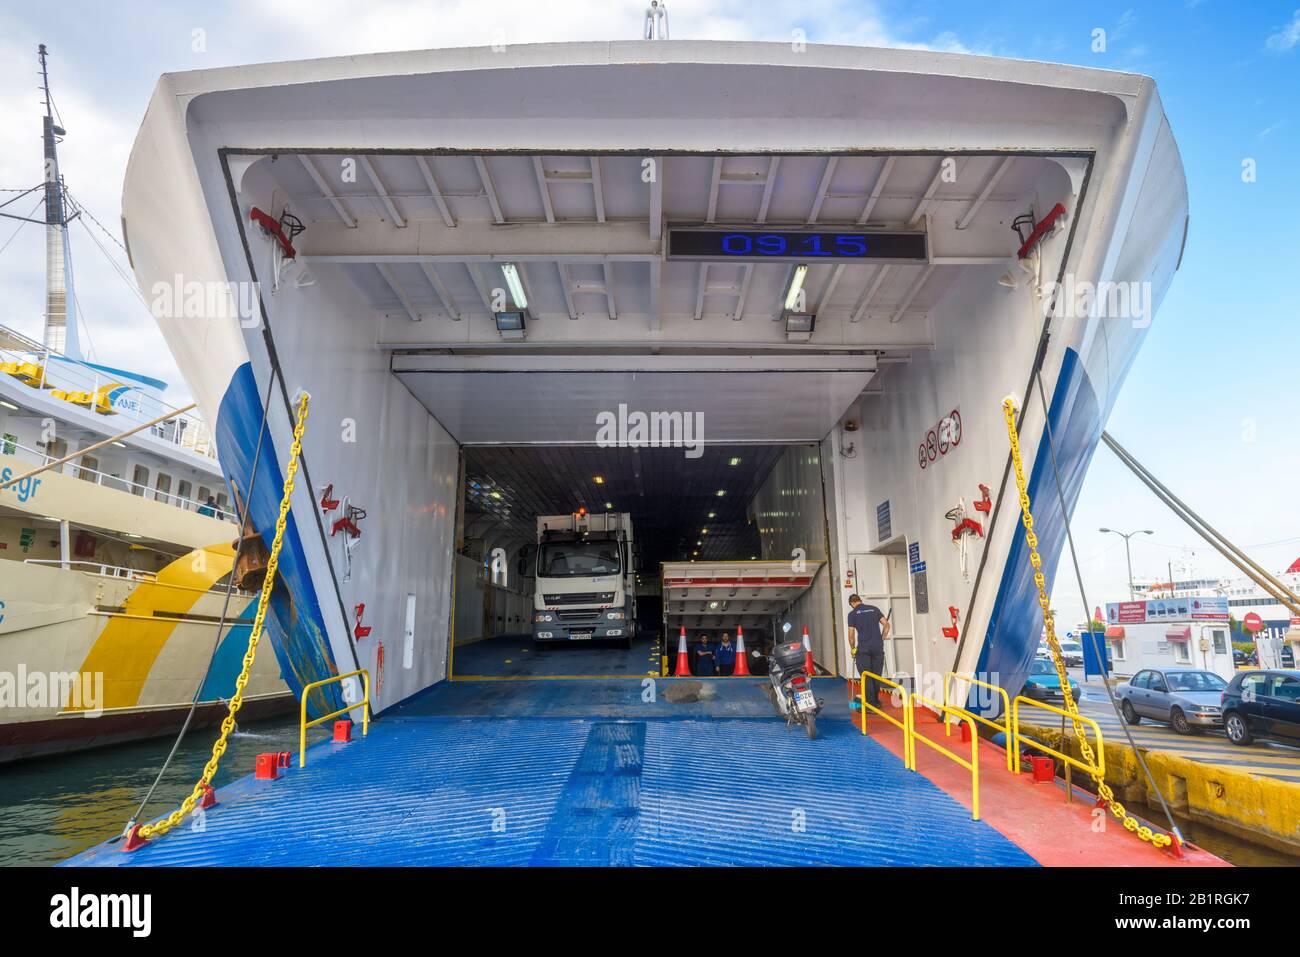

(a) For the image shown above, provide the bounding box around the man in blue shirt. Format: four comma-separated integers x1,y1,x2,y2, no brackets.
715,632,737,676
847,594,889,704
693,634,717,676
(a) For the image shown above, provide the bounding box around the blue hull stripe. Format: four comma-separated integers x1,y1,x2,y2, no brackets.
975,348,1101,711
214,362,342,718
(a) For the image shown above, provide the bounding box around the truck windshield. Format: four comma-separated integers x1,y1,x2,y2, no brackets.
538,539,621,577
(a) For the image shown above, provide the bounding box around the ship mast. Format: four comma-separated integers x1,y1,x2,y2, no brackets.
38,43,80,360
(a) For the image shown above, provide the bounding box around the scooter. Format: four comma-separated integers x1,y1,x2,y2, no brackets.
769,636,823,738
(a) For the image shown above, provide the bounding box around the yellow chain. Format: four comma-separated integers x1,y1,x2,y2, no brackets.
1001,397,1172,849
138,391,310,841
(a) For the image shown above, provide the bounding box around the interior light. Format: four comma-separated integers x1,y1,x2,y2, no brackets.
784,264,809,311
593,476,605,484
0,399,18,411
604,502,613,509
707,512,716,519
783,312,816,342
701,528,709,535
715,489,726,497
112,441,128,448
728,457,741,466
501,262,528,309
490,491,502,500
493,310,526,340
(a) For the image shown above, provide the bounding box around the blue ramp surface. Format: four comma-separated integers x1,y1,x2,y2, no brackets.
67,683,1035,867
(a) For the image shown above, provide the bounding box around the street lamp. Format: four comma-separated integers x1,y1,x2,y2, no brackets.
1099,528,1153,600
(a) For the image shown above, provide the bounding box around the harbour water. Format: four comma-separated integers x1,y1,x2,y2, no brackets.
0,716,327,867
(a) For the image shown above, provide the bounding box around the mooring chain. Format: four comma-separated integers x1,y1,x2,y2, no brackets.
135,392,310,843
1002,397,1172,849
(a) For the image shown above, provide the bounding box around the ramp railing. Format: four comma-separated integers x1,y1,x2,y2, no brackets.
943,672,1013,771
908,692,980,821
299,668,371,768
1011,696,1105,779
857,670,913,769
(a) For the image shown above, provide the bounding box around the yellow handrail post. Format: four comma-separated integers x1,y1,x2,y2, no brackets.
908,691,980,820
858,670,913,770
299,668,371,768
944,672,1014,772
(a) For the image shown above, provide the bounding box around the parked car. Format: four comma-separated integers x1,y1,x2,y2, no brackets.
1020,659,1081,705
1232,646,1257,667
1220,669,1300,746
1057,640,1084,668
1116,668,1227,735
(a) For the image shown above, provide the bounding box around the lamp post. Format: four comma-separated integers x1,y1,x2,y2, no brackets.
1099,528,1153,600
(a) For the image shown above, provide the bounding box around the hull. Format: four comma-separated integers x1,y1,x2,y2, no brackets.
0,552,293,764
119,40,1188,718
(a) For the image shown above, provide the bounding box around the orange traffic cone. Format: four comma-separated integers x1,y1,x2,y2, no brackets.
802,625,816,676
732,626,751,676
673,627,692,676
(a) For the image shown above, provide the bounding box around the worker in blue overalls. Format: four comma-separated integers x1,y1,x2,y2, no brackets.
693,633,717,676
715,632,737,676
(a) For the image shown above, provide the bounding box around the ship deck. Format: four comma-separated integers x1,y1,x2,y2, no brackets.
65,678,1224,867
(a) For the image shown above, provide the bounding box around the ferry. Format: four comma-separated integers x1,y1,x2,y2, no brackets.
0,48,292,763
67,35,1222,868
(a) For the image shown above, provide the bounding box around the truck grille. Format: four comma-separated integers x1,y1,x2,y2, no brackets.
557,610,602,624
543,592,614,605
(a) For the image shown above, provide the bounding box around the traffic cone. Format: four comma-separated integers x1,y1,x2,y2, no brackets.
673,627,692,676
732,626,751,676
802,625,816,676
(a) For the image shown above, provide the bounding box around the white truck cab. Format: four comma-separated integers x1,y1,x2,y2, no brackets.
532,512,636,648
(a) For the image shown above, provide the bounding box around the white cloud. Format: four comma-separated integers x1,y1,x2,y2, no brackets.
1265,9,1300,52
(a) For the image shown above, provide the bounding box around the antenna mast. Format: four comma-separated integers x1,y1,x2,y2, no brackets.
38,43,80,359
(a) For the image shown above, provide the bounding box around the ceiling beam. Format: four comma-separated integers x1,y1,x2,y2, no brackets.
756,157,780,224
956,156,1014,230
419,262,460,321
358,156,406,228
413,156,456,228
890,264,935,323
532,156,556,224
299,155,356,228
590,157,606,223
705,158,722,223
851,265,892,323
602,262,617,319
473,156,506,224
807,157,839,224
857,156,895,225
376,264,420,321
301,218,658,261
733,264,754,321
649,156,663,241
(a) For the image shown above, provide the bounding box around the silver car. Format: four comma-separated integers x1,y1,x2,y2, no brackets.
1116,668,1228,735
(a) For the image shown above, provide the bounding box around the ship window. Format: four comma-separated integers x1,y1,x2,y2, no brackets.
1,433,16,455
78,454,99,482
198,486,210,505
155,472,172,504
131,464,149,496
177,479,192,505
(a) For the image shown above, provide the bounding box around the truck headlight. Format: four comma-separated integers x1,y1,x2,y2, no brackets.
606,611,625,620
534,612,554,623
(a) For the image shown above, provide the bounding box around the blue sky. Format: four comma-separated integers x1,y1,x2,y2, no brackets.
1,1,1297,619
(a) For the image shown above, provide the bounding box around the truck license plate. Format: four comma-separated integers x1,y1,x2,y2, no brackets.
569,631,593,640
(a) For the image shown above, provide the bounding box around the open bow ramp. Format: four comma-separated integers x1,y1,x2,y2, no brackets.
65,680,1222,867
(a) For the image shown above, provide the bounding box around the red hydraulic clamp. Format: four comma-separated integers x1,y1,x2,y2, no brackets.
973,484,992,513
1016,202,1067,259
319,483,340,512
332,511,361,538
951,517,984,540
942,606,960,640
353,603,372,639
250,206,297,259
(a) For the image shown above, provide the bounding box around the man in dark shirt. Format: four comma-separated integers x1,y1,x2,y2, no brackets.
847,594,890,705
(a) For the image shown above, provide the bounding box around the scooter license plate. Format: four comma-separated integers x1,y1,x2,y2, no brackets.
795,690,816,711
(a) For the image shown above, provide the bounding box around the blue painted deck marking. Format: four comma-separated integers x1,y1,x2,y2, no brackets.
65,680,1036,867
530,723,645,865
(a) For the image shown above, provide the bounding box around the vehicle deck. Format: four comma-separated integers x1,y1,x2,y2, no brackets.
64,678,1225,867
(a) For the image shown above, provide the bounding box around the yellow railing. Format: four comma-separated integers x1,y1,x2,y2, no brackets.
1011,695,1105,779
299,669,370,768
943,672,1013,771
908,692,980,821
857,671,913,769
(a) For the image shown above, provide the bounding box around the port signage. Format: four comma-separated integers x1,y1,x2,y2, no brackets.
667,227,928,263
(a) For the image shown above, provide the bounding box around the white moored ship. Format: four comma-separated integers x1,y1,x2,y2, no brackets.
0,47,291,762
118,39,1187,727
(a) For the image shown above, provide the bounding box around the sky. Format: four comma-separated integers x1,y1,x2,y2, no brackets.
0,0,1297,621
